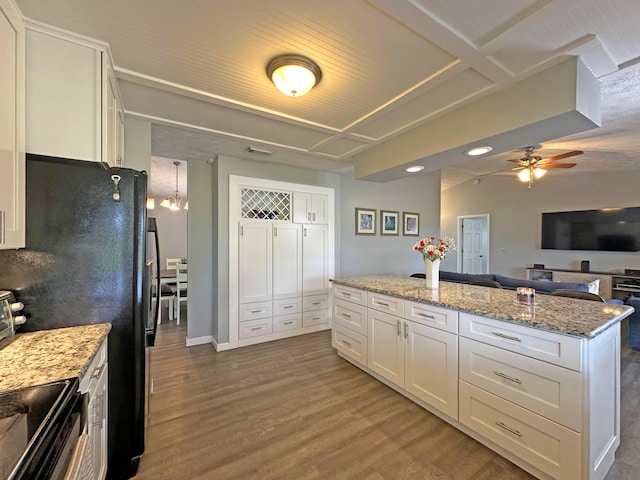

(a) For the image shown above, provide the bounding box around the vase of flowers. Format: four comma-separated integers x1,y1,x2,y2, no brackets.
413,235,456,289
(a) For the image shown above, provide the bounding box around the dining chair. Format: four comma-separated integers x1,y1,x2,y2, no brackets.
165,257,182,270
172,263,188,325
155,282,175,324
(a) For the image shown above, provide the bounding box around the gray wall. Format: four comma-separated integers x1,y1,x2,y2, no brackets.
152,206,187,263
441,171,640,278
339,170,443,276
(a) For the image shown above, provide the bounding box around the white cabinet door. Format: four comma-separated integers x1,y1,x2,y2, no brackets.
91,360,108,480
0,0,25,249
273,223,302,300
368,309,404,387
302,224,329,295
239,220,273,303
293,192,328,224
26,28,101,162
105,67,125,167
405,320,458,418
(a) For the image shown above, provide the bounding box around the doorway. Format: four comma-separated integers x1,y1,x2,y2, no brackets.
457,214,490,274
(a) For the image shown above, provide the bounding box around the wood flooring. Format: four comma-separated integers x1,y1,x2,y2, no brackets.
134,312,640,480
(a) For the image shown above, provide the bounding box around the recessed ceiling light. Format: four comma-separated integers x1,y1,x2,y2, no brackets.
405,165,424,173
466,146,493,156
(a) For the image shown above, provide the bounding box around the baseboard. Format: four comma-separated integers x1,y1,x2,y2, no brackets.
185,335,212,347
212,339,233,351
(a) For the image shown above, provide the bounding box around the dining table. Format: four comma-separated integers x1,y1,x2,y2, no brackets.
159,269,177,286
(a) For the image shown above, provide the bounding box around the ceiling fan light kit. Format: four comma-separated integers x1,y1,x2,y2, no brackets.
162,161,188,211
267,54,322,97
508,146,583,188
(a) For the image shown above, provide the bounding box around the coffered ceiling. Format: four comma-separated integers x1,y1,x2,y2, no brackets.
15,0,640,192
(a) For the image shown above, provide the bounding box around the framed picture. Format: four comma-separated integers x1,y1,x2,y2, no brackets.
403,212,420,236
380,210,399,235
355,208,376,235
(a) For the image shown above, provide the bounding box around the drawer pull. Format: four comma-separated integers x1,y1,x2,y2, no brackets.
283,305,294,309
283,321,294,325
312,316,321,320
495,421,522,437
342,313,352,318
417,313,435,319
341,340,352,347
312,301,321,305
492,331,522,342
341,292,352,297
493,371,522,384
250,309,264,314
251,326,263,331
376,301,389,307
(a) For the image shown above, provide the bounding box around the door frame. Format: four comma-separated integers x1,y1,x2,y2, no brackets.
456,214,490,274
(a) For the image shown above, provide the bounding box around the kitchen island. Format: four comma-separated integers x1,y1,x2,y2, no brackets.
331,275,633,480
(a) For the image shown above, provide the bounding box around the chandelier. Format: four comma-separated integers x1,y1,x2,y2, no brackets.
160,161,188,211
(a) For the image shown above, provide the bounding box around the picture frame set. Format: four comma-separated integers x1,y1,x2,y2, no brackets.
355,208,419,236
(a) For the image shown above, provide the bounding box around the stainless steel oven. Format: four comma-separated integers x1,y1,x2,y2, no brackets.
1,378,87,480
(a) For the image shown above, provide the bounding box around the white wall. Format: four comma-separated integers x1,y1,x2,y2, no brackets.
340,170,443,275
441,171,640,279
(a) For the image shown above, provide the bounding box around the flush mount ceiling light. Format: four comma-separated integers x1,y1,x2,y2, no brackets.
266,54,322,97
160,161,188,211
405,165,425,173
465,146,493,156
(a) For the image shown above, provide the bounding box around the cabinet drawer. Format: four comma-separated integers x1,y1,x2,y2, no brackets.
460,312,582,371
333,324,367,366
303,310,329,328
273,298,302,316
239,301,273,321
368,292,404,317
459,381,581,480
405,301,458,334
459,337,582,432
333,298,367,336
333,284,367,306
80,339,107,393
303,294,329,312
239,318,273,339
273,313,302,332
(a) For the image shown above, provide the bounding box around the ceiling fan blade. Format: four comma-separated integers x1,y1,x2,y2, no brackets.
540,163,577,169
543,150,583,162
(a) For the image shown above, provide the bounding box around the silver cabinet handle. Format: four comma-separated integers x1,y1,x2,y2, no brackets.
307,212,311,221
240,225,244,236
251,326,263,331
341,292,351,297
397,320,402,336
492,331,521,342
312,301,321,305
312,212,316,221
283,305,294,309
342,313,352,318
376,301,389,307
341,340,352,347
417,312,435,319
274,227,278,236
312,316,321,320
493,371,522,384
0,211,5,244
283,321,294,325
495,421,522,437
404,322,409,339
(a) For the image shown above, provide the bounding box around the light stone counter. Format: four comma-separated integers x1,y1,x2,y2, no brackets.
0,323,111,392
331,275,633,338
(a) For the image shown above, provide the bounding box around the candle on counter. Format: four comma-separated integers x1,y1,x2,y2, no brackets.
516,287,536,305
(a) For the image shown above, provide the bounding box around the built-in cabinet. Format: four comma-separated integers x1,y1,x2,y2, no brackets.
230,176,334,349
293,192,328,224
332,284,621,480
0,0,25,250
79,337,109,480
25,22,124,166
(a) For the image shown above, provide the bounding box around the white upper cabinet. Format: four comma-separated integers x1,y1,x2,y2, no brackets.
293,192,328,224
0,0,25,249
25,23,124,166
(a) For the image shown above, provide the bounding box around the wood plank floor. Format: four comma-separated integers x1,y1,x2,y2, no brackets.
134,313,640,480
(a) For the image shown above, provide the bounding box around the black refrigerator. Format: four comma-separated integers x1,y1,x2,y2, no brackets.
0,154,160,480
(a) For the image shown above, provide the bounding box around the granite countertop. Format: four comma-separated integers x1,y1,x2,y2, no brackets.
0,323,111,392
332,275,634,339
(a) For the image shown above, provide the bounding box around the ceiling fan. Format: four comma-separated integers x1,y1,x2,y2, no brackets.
508,145,583,188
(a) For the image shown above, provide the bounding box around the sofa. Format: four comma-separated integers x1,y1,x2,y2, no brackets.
413,270,591,294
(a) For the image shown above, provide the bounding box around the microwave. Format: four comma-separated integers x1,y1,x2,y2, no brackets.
0,291,25,342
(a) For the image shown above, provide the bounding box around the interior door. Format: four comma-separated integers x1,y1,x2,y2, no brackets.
460,216,489,274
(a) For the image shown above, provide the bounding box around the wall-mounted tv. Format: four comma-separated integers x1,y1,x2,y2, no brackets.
541,207,640,252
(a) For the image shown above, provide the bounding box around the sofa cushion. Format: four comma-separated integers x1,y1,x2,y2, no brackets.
493,274,589,293
439,271,496,284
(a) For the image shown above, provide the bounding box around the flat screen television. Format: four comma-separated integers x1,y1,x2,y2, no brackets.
541,207,640,252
